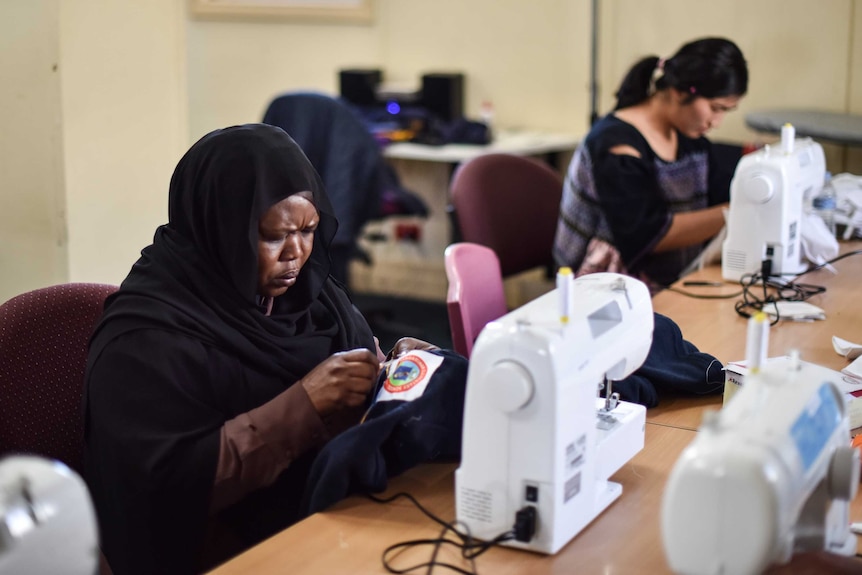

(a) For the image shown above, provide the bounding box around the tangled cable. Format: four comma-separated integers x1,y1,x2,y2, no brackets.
367,491,514,574
733,250,862,324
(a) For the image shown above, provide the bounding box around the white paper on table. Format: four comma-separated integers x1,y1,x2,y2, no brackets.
762,301,826,321
833,336,862,360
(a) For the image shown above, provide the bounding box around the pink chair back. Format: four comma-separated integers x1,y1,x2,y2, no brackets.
444,243,508,358
0,283,118,473
449,153,563,278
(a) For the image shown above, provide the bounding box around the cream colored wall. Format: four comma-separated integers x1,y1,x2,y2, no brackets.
600,0,860,172
0,0,188,303
848,0,862,169
601,0,853,140
0,1,68,302
60,0,189,287
187,7,384,140
188,0,861,171
3,0,861,303
186,0,592,141
374,1,589,134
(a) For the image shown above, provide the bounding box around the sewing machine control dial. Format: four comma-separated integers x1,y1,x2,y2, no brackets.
484,360,534,413
741,173,774,204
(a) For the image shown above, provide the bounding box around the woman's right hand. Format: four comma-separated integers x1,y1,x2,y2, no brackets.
301,348,380,417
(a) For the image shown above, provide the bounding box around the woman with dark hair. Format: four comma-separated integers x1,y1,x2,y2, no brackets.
83,124,435,574
554,37,748,289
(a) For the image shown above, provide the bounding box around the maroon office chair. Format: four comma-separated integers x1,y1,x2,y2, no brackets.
449,153,563,278
444,243,507,358
0,283,118,474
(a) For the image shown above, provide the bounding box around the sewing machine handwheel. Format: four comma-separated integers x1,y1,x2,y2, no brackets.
483,360,534,413
741,173,774,204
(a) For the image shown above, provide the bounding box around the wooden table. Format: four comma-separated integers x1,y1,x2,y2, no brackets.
210,242,862,574
210,425,694,574
648,241,862,432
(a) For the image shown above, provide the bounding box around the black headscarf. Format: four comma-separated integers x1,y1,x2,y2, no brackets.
88,123,374,379
84,124,375,575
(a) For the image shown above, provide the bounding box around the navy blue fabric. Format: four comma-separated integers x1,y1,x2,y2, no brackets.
610,313,724,407
301,315,722,515
301,349,467,515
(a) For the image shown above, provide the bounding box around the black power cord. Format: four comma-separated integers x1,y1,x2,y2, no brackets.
733,249,862,324
367,491,521,574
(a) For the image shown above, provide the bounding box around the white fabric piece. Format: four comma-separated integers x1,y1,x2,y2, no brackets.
800,211,839,268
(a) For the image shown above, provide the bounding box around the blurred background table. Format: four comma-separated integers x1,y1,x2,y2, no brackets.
746,109,862,147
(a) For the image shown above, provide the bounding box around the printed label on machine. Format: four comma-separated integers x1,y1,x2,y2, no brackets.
459,487,493,523
790,383,841,471
563,435,586,502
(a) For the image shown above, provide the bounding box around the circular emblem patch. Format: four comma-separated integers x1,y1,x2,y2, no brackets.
384,354,428,393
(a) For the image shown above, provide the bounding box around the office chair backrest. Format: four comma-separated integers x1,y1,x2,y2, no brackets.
263,92,383,247
0,283,118,474
444,242,507,358
449,153,563,278
262,91,427,284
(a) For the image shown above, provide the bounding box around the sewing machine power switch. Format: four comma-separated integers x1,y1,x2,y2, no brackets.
484,361,534,413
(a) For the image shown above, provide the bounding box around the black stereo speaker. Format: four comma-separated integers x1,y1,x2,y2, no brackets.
421,73,464,122
339,69,382,106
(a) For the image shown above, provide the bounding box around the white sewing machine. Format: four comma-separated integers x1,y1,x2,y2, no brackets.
662,349,859,574
0,455,99,575
722,124,826,281
455,272,653,554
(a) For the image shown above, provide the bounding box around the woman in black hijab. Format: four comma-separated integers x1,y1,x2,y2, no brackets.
83,124,434,574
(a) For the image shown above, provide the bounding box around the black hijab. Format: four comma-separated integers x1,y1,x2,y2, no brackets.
88,123,374,379
84,124,375,575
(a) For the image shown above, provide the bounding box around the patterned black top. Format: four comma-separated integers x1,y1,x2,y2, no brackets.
553,114,731,288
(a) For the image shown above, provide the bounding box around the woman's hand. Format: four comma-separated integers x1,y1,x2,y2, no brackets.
301,348,380,417
386,337,439,360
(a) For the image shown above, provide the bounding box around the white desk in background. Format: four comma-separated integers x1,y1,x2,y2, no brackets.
349,130,578,302
383,130,580,163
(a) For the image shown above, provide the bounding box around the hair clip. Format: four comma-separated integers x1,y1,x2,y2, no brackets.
648,57,667,96
689,86,697,94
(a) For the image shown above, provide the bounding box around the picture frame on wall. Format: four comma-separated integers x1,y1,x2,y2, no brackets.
189,0,373,23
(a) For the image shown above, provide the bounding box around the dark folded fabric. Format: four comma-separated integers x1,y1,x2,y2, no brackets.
301,313,721,514
301,349,467,516
609,313,725,408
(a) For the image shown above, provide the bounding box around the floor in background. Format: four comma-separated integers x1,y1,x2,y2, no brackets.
352,293,453,354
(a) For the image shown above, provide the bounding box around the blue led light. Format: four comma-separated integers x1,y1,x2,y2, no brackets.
387,101,401,115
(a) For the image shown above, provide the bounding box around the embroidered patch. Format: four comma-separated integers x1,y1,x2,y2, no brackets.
375,350,444,403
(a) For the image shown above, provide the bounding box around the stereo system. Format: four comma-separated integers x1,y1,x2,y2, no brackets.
339,69,464,122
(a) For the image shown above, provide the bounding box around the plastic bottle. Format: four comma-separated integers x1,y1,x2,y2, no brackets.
479,100,495,139
812,172,837,237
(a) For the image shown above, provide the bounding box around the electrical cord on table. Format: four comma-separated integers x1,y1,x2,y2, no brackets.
367,491,515,574
663,285,743,299
732,249,862,324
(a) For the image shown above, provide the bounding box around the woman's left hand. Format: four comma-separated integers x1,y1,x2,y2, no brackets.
387,337,439,360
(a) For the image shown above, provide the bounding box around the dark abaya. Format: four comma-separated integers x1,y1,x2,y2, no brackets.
83,124,375,574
